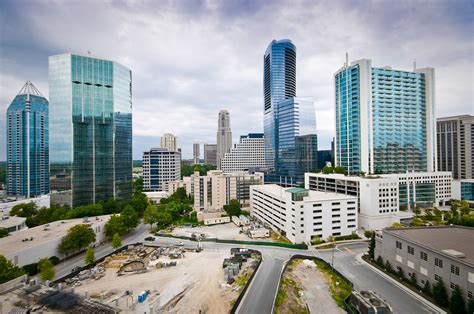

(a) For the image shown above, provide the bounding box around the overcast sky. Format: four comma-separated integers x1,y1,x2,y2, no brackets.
1,0,473,160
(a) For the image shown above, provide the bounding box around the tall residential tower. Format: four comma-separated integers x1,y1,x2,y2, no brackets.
49,53,132,207
160,133,178,152
334,58,436,175
437,115,473,179
216,109,232,169
6,81,49,197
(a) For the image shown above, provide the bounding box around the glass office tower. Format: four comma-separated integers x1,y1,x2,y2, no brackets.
263,39,296,170
275,97,317,184
6,81,49,197
49,54,132,207
335,58,436,175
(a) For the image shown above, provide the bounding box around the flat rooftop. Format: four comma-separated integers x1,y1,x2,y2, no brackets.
385,226,474,266
254,184,356,201
0,215,110,257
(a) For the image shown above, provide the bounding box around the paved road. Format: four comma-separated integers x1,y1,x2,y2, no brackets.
314,243,440,314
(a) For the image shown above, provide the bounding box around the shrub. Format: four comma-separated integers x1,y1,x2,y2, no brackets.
364,230,374,238
22,263,39,276
422,280,432,297
334,234,360,241
433,279,449,307
49,256,60,265
385,260,393,273
376,256,384,267
0,255,25,284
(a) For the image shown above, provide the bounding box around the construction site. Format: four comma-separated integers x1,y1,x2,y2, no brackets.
0,244,260,313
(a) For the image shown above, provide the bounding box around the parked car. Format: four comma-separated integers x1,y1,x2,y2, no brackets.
176,241,184,246
145,236,155,241
71,266,81,273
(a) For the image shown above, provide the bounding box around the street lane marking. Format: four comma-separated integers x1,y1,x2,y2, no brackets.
344,247,354,254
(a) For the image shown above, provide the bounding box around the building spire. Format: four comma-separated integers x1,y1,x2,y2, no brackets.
17,81,43,97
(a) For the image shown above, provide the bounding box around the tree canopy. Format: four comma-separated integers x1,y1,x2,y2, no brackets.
224,199,241,217
0,255,24,284
112,233,122,249
84,248,95,265
58,224,96,255
38,258,55,281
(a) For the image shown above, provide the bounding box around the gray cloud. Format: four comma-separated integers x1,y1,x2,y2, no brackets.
0,0,472,160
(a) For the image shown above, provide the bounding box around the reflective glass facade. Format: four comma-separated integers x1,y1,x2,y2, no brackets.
335,59,435,175
273,97,318,184
399,183,436,208
263,39,296,169
49,54,132,207
6,89,49,197
461,181,474,201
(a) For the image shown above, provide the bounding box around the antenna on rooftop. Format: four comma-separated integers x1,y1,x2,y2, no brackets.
345,51,349,67
413,59,417,71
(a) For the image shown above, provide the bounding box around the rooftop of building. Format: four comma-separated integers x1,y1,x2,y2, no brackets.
384,226,474,266
0,215,26,229
306,171,452,181
240,133,264,139
253,184,357,201
437,115,473,122
0,215,110,257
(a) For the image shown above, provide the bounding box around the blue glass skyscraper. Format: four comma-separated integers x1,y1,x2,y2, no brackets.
263,40,317,184
264,39,296,169
335,58,436,175
6,81,49,197
49,54,132,207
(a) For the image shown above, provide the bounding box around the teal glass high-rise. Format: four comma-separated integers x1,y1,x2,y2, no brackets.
335,58,436,175
49,54,132,207
6,81,49,197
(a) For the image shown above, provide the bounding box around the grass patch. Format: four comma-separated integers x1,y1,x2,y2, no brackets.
270,231,292,244
275,259,309,314
234,268,253,292
316,243,336,249
314,260,352,309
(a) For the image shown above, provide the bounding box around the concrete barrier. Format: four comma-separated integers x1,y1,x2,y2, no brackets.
0,275,27,294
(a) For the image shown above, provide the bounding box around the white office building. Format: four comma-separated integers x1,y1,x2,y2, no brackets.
191,170,264,212
143,148,181,191
220,133,266,174
160,133,178,152
305,171,452,230
250,185,358,243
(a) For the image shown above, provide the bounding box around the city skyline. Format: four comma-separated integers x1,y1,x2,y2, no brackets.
1,0,473,160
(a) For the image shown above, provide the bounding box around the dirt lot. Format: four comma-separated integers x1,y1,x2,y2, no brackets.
72,245,254,313
172,222,273,242
275,259,344,314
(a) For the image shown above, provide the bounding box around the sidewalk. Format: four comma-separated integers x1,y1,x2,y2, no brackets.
356,253,446,314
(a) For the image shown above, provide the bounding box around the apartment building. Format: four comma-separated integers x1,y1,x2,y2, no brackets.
142,148,181,191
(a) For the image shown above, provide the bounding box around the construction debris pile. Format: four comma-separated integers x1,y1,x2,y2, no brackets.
222,248,258,284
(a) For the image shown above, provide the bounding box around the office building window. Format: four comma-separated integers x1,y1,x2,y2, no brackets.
420,251,428,261
408,246,414,255
396,241,402,249
435,257,443,268
451,265,460,276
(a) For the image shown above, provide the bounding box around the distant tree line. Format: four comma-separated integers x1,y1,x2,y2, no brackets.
181,164,216,178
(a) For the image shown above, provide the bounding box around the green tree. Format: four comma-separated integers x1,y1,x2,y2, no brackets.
0,228,9,238
10,202,38,218
376,256,384,267
105,214,127,237
224,199,242,217
409,272,418,287
460,200,470,215
432,279,449,307
322,165,334,174
411,218,425,227
84,248,95,265
38,258,55,281
422,280,432,297
413,207,421,215
143,205,159,228
385,260,393,273
468,298,474,314
121,205,139,231
156,211,173,227
58,224,96,255
0,255,24,284
333,166,346,174
368,232,376,259
449,286,466,314
112,233,122,249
